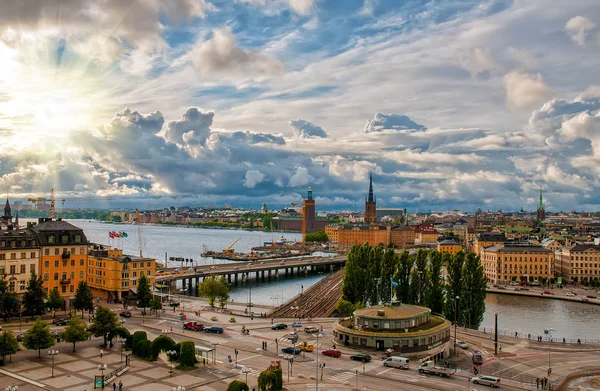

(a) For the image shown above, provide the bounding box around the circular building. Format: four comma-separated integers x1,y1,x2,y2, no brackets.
333,304,451,360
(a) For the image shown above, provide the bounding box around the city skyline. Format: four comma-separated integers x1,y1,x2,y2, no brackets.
0,1,599,211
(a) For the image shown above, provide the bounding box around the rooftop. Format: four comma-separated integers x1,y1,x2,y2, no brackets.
356,304,430,319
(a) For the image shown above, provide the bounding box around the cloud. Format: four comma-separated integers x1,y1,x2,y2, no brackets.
289,119,327,138
358,0,378,17
240,0,315,15
507,47,539,70
504,72,551,109
243,169,266,188
565,16,597,45
455,48,502,77
289,167,310,187
163,108,214,146
192,28,284,77
363,113,426,133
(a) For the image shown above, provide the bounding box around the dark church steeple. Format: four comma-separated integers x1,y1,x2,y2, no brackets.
2,197,13,226
367,173,374,203
364,173,377,223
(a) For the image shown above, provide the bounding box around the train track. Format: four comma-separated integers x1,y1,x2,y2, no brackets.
269,269,344,318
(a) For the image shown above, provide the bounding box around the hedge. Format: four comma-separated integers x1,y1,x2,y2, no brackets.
226,380,249,391
178,341,196,369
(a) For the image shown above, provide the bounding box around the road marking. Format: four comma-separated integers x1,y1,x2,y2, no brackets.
238,354,260,363
377,368,393,375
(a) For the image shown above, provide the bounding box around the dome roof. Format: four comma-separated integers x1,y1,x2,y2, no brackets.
355,304,430,320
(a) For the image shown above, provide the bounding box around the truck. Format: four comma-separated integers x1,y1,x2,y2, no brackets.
417,361,456,377
183,321,204,331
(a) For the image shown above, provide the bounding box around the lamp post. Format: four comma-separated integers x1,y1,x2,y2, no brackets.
171,387,186,391
167,350,177,376
4,386,18,391
48,350,59,378
454,295,460,357
117,337,127,363
316,333,324,391
283,354,294,381
98,364,107,389
241,367,251,385
210,341,218,364
547,328,555,390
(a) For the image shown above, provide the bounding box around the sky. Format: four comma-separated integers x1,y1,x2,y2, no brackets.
0,0,599,212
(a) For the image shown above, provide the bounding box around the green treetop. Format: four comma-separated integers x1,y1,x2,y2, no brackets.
61,316,90,352
23,317,55,358
22,272,46,316
90,306,119,347
73,281,94,319
0,331,19,364
0,276,19,321
47,287,65,317
136,274,152,310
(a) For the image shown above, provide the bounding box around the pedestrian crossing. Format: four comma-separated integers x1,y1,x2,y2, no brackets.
329,370,356,383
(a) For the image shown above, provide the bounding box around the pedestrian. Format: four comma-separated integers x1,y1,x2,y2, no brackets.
203,358,206,367
499,344,502,352
528,333,531,340
100,350,104,358
536,378,540,389
118,381,123,391
563,337,566,344
113,382,117,391
515,331,518,338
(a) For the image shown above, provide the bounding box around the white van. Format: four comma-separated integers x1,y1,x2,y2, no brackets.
383,356,409,369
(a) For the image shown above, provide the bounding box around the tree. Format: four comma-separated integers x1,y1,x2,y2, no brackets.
426,251,445,314
0,276,19,321
47,287,65,317
262,214,274,232
150,296,162,317
460,253,487,329
366,245,384,305
150,335,176,361
409,250,428,306
23,317,54,358
178,341,196,368
379,248,397,303
444,251,465,322
90,306,119,347
342,244,371,304
199,275,229,307
61,316,90,352
73,281,94,319
394,251,412,304
227,380,250,391
0,331,19,365
22,272,46,316
257,370,278,391
136,274,152,311
304,231,329,243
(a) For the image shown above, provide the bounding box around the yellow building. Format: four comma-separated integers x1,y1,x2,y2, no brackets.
31,218,89,304
88,245,156,302
0,227,40,295
473,232,506,257
437,239,462,255
415,229,439,245
480,245,553,284
556,244,600,284
325,224,389,248
390,225,415,248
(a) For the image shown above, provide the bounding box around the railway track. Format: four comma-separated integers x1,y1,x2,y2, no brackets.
269,269,344,318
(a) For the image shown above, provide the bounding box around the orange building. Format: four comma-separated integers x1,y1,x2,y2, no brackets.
31,218,89,305
481,244,553,284
390,225,415,248
415,229,439,245
88,245,156,302
437,239,462,255
326,224,389,248
473,232,506,257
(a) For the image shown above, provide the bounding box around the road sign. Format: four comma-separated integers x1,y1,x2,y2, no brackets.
292,322,302,329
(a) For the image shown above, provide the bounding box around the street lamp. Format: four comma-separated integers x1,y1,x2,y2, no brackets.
210,340,218,364
98,364,107,388
283,354,294,381
454,295,460,357
241,367,251,384
167,350,177,376
315,333,324,391
547,328,555,390
48,350,59,378
171,387,186,391
4,387,18,391
117,337,127,363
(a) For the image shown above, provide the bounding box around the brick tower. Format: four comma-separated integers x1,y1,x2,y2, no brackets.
302,187,316,243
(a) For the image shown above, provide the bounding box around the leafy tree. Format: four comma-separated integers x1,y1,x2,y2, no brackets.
444,251,464,322
0,331,19,365
150,296,162,317
262,213,274,232
426,251,445,314
227,380,250,391
136,274,152,311
408,250,428,306
199,275,229,307
90,306,119,347
0,276,19,321
61,316,90,352
178,341,196,368
22,272,46,316
366,245,384,305
131,331,148,355
379,248,397,303
329,216,341,224
257,370,278,391
335,298,356,317
73,281,94,319
137,339,153,360
150,335,176,361
47,287,65,317
23,317,54,358
394,251,412,304
304,231,329,243
460,253,487,329
342,244,370,304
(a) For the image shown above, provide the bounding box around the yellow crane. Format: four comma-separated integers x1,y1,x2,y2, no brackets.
27,188,115,219
223,237,241,255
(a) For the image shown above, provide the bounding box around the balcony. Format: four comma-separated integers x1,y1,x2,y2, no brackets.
60,279,71,285
61,253,71,259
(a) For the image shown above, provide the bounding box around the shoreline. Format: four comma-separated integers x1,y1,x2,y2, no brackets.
486,287,600,306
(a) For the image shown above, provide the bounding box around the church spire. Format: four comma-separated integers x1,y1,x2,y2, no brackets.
367,172,374,203
538,188,544,211
3,197,10,218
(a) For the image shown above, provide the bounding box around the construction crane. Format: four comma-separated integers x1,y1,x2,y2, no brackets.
135,208,143,258
27,188,115,218
223,237,241,255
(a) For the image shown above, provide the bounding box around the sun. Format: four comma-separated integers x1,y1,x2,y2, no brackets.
29,89,94,135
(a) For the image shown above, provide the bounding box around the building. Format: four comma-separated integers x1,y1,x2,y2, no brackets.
333,304,451,360
541,238,562,253
0,226,40,295
364,173,377,223
302,187,316,241
87,245,156,302
437,239,462,255
415,229,439,245
31,218,89,303
536,189,546,222
555,244,600,284
473,232,506,257
390,225,415,248
376,208,406,223
325,224,389,248
480,244,553,284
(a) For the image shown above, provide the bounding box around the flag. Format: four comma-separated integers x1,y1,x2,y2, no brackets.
108,232,115,238
121,232,128,238
391,280,399,287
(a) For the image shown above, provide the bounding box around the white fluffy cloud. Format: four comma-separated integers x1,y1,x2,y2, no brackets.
289,119,327,138
504,72,551,109
243,169,266,188
240,0,315,15
363,113,426,133
455,48,502,77
565,16,597,45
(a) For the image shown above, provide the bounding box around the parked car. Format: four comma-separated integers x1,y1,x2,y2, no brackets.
16,333,24,341
383,356,409,369
321,349,342,358
471,375,501,388
350,353,372,362
567,292,576,297
204,326,224,334
296,343,314,352
281,346,302,355
168,302,180,307
457,340,469,349
183,321,204,331
52,317,70,325
304,326,320,333
509,281,519,286
271,323,288,330
543,290,553,295
119,311,132,318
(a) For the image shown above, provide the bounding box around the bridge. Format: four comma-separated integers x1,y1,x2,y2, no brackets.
155,255,346,292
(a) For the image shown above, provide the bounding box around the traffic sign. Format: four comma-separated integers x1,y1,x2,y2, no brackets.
292,322,302,329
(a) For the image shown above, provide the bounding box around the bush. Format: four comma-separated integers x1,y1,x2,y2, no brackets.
229,317,236,323
151,335,176,361
137,339,152,360
257,370,278,391
272,368,283,390
211,316,218,321
226,380,249,391
131,331,148,356
178,341,196,369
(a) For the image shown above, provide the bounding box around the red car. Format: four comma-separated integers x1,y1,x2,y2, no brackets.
184,321,204,331
321,349,341,358
543,290,553,295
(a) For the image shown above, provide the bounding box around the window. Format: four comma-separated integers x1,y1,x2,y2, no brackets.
61,234,69,244
74,235,82,244
62,260,67,267
70,271,74,279
54,260,59,267
71,248,75,254
133,272,137,277
70,285,74,293
54,272,58,280
30,264,35,274
10,265,16,274
63,248,68,254
45,249,50,256
54,248,59,255
20,264,26,274
47,235,55,244
61,285,66,293
19,281,25,291
147,262,151,267
70,260,75,266
44,273,49,281
0,254,4,260
9,281,15,292
31,240,36,247
79,270,84,279
20,252,26,259
80,259,84,266
10,253,16,259
80,248,85,254
30,252,35,258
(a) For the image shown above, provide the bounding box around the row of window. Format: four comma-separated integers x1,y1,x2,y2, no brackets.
0,252,38,260
43,259,85,268
6,280,26,292
573,255,600,261
572,269,599,275
43,271,84,281
88,260,152,269
43,247,85,256
0,264,36,275
0,240,37,248
572,263,599,268
46,234,83,245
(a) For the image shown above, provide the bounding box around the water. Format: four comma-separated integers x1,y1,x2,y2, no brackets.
22,219,600,340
